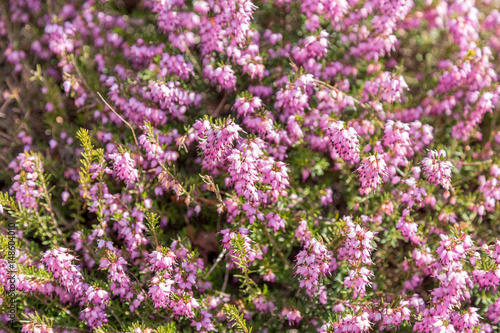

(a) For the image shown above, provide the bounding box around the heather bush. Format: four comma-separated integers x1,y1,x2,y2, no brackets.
1,0,500,332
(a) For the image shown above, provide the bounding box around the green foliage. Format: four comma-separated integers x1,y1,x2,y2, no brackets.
223,304,253,333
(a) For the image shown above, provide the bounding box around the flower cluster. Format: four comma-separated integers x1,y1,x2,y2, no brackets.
197,119,242,172
40,248,87,300
356,155,388,196
295,237,332,301
147,245,203,319
107,152,139,186
338,217,375,299
80,287,110,328
421,150,453,190
326,121,360,163
8,153,44,210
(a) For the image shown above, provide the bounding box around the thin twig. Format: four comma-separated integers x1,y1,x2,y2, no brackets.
0,96,13,115
222,264,230,292
108,307,123,327
62,216,81,232
40,177,65,240
289,58,369,109
6,78,30,118
97,92,138,147
314,79,370,109
52,326,90,333
125,269,169,319
0,152,9,168
460,159,492,166
205,249,227,279
264,228,289,269
0,130,13,141
32,294,79,321
71,58,104,105
212,92,228,117
183,42,202,75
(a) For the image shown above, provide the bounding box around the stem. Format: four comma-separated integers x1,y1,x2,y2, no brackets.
183,42,202,75
264,228,289,269
32,294,79,321
222,264,230,292
40,173,65,240
204,249,227,279
71,58,103,106
97,92,138,147
108,307,123,327
5,78,30,118
52,326,89,333
212,92,228,117
460,159,492,166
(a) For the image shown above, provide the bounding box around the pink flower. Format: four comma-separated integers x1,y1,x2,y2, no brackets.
295,238,332,299
9,153,44,210
333,311,372,332
260,159,290,201
357,154,388,195
61,191,70,203
80,306,108,328
421,150,453,189
41,247,87,299
198,120,241,172
396,212,421,244
233,95,263,117
281,307,302,325
204,64,237,91
326,121,360,163
265,212,286,233
107,152,139,186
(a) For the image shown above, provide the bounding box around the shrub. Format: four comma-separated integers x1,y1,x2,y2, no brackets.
1,0,500,332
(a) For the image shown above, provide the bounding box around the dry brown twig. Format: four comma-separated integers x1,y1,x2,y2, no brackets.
460,159,492,166
212,91,229,117
289,58,369,109
97,92,138,147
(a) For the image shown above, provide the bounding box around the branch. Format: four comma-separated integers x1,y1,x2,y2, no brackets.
289,58,369,109
264,227,289,269
460,159,492,166
183,42,202,75
222,264,230,292
204,249,227,279
313,79,370,110
96,92,138,147
212,92,228,117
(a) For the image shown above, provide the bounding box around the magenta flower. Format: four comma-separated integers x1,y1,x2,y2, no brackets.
265,212,286,233
4,0,500,329
226,144,262,203
107,152,139,186
41,247,87,299
260,159,290,201
198,120,242,172
9,153,45,210
295,238,332,299
357,154,388,195
421,149,453,189
281,307,302,325
326,121,360,163
233,95,263,118
204,64,237,91
80,306,108,328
